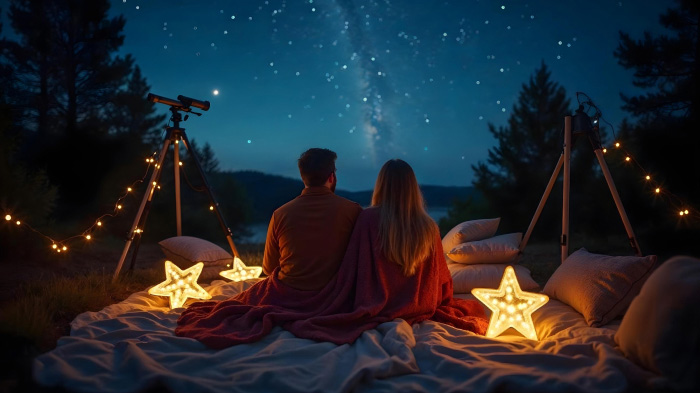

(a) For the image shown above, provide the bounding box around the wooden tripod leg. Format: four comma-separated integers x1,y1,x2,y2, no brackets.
112,139,172,282
519,154,564,254
593,149,642,256
561,116,572,263
180,132,241,259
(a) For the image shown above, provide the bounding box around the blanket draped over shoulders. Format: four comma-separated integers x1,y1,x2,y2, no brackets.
175,208,488,348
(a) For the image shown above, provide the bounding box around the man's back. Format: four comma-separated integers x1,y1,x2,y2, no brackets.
263,186,362,290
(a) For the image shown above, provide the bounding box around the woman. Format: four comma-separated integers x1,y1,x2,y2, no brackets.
175,159,487,348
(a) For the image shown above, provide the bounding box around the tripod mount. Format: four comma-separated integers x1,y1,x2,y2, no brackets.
519,107,642,263
112,94,240,281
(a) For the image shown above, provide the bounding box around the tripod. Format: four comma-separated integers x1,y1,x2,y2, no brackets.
518,110,642,263
112,106,240,281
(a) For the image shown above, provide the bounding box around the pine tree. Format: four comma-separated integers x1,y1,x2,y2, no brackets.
0,0,156,217
470,62,602,237
613,0,699,254
103,65,167,139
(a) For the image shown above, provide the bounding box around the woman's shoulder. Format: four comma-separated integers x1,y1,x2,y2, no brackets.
357,206,380,223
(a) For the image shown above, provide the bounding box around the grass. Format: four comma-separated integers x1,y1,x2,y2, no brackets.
0,242,265,393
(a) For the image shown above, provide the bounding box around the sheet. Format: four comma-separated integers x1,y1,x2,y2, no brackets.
33,279,662,393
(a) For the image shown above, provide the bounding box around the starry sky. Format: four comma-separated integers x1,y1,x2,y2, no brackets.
104,0,669,191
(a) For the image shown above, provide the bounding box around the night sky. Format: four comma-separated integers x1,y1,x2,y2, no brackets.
103,0,670,191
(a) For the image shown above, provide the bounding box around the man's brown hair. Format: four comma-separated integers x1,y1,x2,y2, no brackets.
298,148,337,187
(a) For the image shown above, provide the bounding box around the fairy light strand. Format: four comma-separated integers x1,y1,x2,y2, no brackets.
576,92,698,222
3,153,158,253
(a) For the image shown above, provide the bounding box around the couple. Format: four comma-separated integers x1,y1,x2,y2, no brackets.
175,148,488,348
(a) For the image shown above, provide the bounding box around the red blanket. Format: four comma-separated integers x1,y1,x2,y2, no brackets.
175,208,488,348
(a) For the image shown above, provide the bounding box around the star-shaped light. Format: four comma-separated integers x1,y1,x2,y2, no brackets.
471,265,549,340
148,260,211,309
219,257,263,282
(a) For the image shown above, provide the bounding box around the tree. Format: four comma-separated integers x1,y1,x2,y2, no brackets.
468,62,604,238
1,0,164,218
102,65,166,140
5,0,132,138
616,0,699,122
614,0,699,253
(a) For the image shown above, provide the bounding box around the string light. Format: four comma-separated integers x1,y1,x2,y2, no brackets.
2,153,157,253
575,91,698,223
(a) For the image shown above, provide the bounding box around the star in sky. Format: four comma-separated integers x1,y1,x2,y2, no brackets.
106,0,670,191
472,265,549,340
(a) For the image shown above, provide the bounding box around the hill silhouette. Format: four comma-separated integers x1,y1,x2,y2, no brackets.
228,170,475,222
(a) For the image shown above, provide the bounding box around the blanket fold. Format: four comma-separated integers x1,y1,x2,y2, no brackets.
175,208,488,348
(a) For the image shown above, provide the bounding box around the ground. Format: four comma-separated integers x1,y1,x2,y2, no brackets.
0,241,167,304
0,238,564,305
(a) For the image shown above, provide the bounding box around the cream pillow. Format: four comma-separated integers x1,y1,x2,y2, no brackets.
447,262,539,294
615,255,700,392
542,248,657,327
158,236,234,267
442,218,500,255
446,232,522,264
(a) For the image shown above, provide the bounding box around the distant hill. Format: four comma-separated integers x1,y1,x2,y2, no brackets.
228,170,475,222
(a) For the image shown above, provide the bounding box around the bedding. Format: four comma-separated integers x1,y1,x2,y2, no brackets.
543,248,658,327
445,232,522,264
33,277,665,393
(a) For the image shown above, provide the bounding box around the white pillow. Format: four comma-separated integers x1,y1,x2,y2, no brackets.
543,248,657,327
448,262,539,294
615,255,700,391
442,218,500,254
446,232,522,264
158,236,234,267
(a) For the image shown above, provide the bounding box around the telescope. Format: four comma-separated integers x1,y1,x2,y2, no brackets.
147,93,210,111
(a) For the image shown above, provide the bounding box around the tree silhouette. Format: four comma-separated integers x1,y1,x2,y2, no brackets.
472,63,561,233
0,0,165,220
613,0,699,253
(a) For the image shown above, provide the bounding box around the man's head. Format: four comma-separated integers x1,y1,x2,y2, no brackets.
298,148,337,191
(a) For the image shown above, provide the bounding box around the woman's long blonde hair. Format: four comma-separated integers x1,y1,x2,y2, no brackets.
371,159,436,276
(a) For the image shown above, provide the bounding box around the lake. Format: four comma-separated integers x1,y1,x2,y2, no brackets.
240,206,450,244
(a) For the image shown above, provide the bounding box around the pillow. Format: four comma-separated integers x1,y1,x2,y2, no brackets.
448,262,540,294
542,247,657,327
615,256,700,392
446,232,522,264
158,236,234,268
442,218,500,255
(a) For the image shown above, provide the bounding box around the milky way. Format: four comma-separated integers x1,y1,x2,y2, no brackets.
94,0,670,191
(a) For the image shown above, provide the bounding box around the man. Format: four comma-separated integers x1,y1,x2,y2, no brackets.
262,148,363,290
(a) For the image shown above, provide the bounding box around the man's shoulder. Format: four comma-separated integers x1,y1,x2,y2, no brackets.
274,195,303,214
331,193,363,209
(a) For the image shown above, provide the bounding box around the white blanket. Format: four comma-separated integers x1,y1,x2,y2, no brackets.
33,279,660,393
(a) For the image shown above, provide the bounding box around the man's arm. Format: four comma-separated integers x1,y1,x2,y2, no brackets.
262,213,281,276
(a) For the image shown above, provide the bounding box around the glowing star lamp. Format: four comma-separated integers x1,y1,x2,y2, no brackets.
148,260,211,309
219,257,263,282
471,265,548,340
